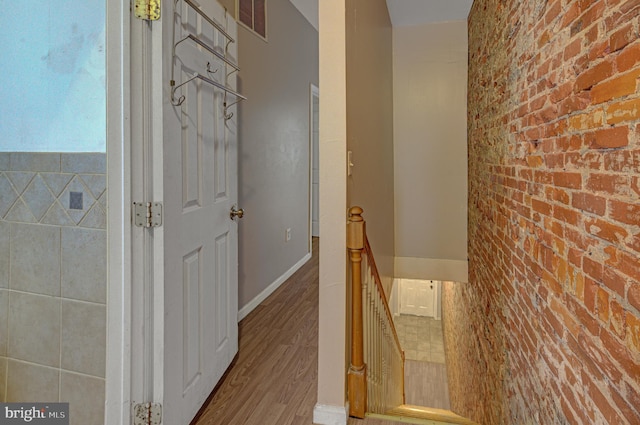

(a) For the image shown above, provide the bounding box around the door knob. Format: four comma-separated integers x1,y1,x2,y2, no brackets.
230,206,244,220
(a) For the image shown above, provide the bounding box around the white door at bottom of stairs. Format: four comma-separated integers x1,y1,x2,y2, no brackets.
144,1,240,423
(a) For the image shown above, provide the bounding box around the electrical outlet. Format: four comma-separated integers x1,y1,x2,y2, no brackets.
286,228,291,242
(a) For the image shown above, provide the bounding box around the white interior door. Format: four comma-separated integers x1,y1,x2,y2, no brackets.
400,279,436,317
156,1,239,423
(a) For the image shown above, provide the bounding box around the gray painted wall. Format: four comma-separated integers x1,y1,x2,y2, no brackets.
235,0,319,310
346,0,395,292
393,21,468,280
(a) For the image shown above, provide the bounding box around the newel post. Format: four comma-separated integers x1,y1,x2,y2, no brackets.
347,206,366,418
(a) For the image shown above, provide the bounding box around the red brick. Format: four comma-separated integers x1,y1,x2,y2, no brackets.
609,298,627,339
606,98,640,124
554,205,580,226
587,173,629,194
578,329,625,383
626,314,640,352
616,42,640,72
609,199,640,226
606,0,640,31
584,266,602,299
609,383,640,425
606,247,640,282
600,328,640,378
602,266,627,298
629,283,640,312
532,199,553,216
597,287,610,322
584,375,626,424
590,126,630,149
603,149,640,172
553,172,582,189
568,294,601,336
560,2,581,29
575,60,614,92
609,23,635,52
591,69,640,104
585,217,628,244
572,193,606,215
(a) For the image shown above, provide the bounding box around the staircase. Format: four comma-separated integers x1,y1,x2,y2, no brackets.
346,207,478,425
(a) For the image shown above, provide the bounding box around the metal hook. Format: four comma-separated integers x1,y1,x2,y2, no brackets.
207,62,218,74
224,99,241,121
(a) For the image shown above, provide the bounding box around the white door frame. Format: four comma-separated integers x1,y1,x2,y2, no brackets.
104,0,132,422
104,1,161,422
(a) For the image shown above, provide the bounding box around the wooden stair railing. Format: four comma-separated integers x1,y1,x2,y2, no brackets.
348,207,405,418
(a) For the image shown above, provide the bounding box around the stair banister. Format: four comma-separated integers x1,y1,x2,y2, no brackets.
347,206,367,418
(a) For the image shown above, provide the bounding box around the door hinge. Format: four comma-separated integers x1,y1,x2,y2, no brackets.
134,202,163,228
133,403,162,425
134,0,161,20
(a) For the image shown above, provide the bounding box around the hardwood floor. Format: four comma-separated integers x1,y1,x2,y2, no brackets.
193,238,319,425
194,238,413,425
404,360,450,410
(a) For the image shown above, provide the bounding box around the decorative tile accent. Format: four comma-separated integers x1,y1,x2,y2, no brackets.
22,175,56,220
69,191,83,210
61,300,106,377
41,172,73,197
8,292,61,368
60,372,105,425
97,191,107,209
6,360,59,402
41,201,75,227
61,177,96,225
79,174,106,199
0,174,19,218
79,203,107,229
5,172,34,194
1,153,107,229
4,198,37,223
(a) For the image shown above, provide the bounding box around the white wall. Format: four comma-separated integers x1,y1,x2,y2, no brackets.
234,0,319,315
393,21,469,283
315,0,348,421
0,0,105,152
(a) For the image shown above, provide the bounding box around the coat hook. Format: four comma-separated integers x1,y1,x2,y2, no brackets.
207,62,218,74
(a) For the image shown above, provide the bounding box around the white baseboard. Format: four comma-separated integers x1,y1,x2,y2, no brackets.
313,403,348,425
237,252,312,322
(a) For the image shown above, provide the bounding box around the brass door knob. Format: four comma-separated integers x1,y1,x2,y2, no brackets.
230,206,245,220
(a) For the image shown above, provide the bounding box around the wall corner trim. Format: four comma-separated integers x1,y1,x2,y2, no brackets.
237,252,312,322
312,403,348,425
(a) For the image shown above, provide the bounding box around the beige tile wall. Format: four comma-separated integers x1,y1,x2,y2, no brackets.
0,153,106,422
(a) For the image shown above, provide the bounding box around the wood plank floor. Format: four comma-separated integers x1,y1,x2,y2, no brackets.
193,239,320,425
193,238,409,425
404,360,450,410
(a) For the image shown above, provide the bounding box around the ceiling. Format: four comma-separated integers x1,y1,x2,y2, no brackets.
288,0,473,31
385,0,473,27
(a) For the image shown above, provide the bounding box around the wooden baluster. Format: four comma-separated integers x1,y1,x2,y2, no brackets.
348,207,367,418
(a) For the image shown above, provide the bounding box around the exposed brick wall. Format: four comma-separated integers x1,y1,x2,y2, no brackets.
446,1,640,424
